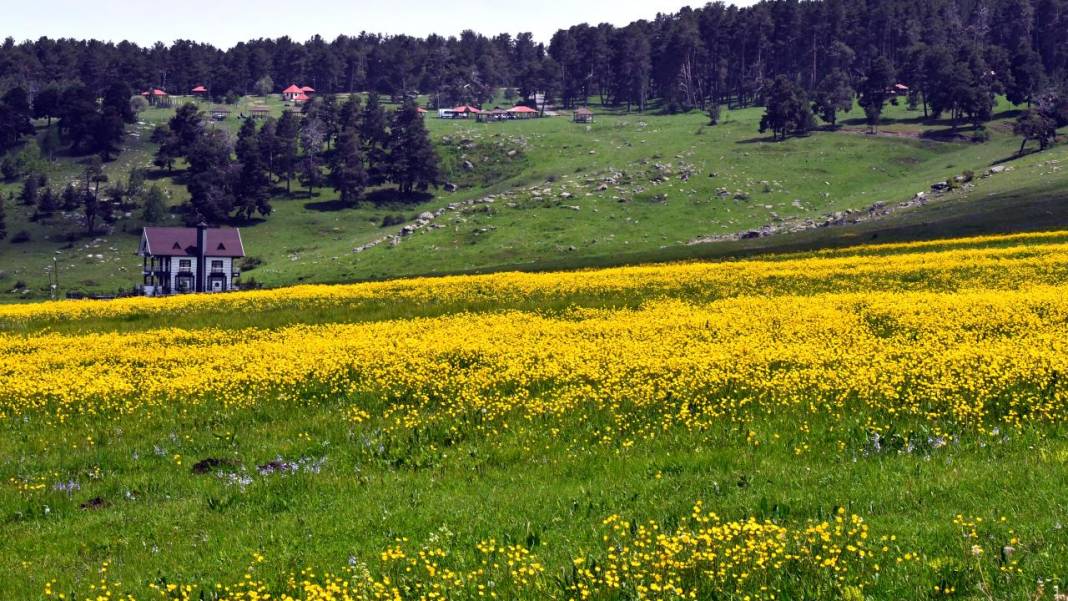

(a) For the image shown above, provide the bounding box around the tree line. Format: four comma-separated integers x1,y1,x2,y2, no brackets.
0,0,1065,114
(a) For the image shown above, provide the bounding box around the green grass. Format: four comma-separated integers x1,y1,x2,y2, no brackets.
2,95,1064,300
3,229,1068,598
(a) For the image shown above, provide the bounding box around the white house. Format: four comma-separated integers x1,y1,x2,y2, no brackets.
138,224,245,295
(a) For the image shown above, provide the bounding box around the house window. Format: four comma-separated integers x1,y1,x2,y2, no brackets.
211,260,224,272
179,259,192,272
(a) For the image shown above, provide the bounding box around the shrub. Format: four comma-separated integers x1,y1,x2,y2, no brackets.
239,256,264,272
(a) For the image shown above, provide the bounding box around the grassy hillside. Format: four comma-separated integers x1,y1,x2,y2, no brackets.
2,231,1068,599
2,95,1064,300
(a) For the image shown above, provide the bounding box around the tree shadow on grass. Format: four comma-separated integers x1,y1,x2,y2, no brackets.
364,188,435,206
304,199,353,212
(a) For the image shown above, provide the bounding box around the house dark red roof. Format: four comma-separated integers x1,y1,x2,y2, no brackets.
301,86,315,93
192,85,207,93
508,105,537,113
152,88,168,96
452,105,481,113
282,84,303,94
140,227,245,257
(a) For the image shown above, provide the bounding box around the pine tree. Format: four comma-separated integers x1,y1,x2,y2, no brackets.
859,56,895,133
759,76,814,140
235,118,272,218
257,117,278,181
329,123,367,206
142,185,166,223
274,110,300,194
387,100,442,194
36,187,57,218
360,93,391,186
298,118,326,196
0,87,35,152
61,184,80,211
19,174,40,206
812,69,853,128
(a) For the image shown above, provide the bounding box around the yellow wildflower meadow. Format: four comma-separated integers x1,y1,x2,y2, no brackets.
2,232,1068,430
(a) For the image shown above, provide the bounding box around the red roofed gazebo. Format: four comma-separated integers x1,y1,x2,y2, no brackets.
451,105,481,118
508,105,538,119
301,86,315,94
192,85,207,95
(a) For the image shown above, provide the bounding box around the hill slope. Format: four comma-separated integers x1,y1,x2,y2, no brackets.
1,96,1065,299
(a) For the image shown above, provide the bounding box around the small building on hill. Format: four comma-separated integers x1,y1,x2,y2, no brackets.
574,107,594,123
138,224,245,295
282,84,304,101
250,105,271,118
439,105,481,119
192,85,208,96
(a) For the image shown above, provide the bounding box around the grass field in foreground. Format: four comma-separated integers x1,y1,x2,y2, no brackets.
2,231,1068,600
3,95,1064,301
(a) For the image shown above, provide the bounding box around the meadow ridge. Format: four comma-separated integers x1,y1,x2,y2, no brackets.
2,231,1068,599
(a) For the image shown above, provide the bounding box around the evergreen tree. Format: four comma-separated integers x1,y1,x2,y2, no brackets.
274,110,300,194
40,126,61,162
142,185,167,223
94,106,126,161
61,183,80,211
387,100,441,194
58,86,100,154
19,174,40,206
298,118,326,196
32,86,62,126
811,69,853,128
235,118,272,218
1007,45,1045,106
154,103,205,171
35,187,57,218
329,121,367,206
257,117,278,181
859,56,895,133
759,76,814,140
0,87,35,152
360,93,391,186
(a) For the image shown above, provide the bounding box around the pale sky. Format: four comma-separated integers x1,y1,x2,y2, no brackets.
4,0,755,48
